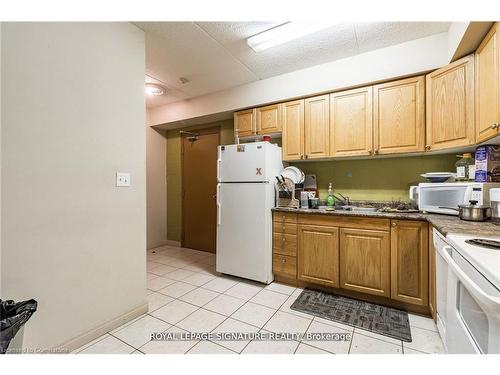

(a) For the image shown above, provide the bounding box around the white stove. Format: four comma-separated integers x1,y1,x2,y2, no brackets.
434,229,500,354
447,234,500,291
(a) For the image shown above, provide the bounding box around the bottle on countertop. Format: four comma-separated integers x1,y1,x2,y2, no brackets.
326,183,335,207
456,153,475,181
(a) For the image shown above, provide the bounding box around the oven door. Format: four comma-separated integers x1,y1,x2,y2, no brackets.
434,230,449,344
418,184,473,215
439,245,500,354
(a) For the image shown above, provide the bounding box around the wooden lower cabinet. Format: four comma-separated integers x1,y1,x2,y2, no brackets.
297,225,339,287
274,213,433,313
390,220,429,306
339,228,390,297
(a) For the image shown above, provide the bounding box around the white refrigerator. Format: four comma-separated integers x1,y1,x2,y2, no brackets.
216,142,283,284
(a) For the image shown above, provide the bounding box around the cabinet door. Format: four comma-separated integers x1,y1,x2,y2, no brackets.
373,76,425,155
304,95,330,159
391,220,429,306
297,225,339,287
476,23,500,143
257,103,282,135
426,55,475,151
428,224,436,321
234,109,256,137
339,228,390,297
282,99,305,161
330,87,373,157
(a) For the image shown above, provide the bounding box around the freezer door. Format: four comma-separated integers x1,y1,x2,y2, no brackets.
216,182,273,284
217,142,282,182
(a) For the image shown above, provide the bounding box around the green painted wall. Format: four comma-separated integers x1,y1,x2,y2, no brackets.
166,121,456,240
166,119,234,241
290,154,457,202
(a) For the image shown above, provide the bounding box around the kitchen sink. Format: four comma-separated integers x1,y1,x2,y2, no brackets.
339,205,378,212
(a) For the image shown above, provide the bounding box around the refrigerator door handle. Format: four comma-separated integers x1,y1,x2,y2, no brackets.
216,183,221,225
217,156,222,182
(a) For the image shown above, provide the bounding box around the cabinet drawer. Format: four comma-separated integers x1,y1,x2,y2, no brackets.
298,214,389,231
273,212,297,224
273,233,297,256
273,222,297,235
273,246,296,257
273,254,297,278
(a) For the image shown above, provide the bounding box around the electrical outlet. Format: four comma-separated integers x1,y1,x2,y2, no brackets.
116,172,131,187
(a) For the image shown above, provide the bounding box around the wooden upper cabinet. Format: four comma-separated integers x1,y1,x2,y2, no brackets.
304,95,330,159
256,103,282,135
282,99,305,161
234,108,256,137
426,55,475,151
330,87,373,157
391,220,429,306
476,22,500,143
297,224,339,287
339,228,390,298
373,76,425,155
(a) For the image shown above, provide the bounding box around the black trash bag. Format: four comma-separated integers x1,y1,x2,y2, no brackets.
0,299,37,354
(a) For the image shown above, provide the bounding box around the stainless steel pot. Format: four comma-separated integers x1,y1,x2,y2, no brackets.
456,200,491,221
440,200,491,221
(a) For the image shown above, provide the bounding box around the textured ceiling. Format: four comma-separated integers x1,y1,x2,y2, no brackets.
136,22,451,108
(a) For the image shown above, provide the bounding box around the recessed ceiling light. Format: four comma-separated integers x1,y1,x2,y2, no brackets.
247,21,340,53
145,84,165,96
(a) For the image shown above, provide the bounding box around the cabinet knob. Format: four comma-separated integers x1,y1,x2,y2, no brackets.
281,257,286,263
491,124,497,129
425,145,431,151
304,154,309,159
392,222,397,227
374,149,379,155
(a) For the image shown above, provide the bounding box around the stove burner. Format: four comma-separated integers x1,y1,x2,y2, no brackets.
465,238,500,250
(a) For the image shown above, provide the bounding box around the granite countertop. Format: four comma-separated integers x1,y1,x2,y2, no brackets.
272,207,500,238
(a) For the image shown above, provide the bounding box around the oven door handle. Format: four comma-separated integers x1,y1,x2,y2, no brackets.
439,245,500,314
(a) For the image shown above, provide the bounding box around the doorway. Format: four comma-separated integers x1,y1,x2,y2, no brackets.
181,127,220,253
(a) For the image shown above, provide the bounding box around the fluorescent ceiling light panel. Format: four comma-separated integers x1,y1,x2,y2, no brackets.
247,21,340,52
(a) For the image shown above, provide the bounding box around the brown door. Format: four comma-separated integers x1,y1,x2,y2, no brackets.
182,127,220,253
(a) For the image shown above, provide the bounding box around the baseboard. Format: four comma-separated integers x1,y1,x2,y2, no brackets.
147,239,170,250
165,240,180,247
58,303,148,353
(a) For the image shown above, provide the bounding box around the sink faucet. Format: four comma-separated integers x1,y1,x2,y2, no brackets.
334,192,350,206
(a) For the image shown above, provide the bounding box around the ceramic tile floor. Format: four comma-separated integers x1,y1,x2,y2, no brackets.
75,245,445,355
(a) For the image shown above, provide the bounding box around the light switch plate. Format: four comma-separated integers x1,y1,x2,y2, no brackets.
116,172,131,187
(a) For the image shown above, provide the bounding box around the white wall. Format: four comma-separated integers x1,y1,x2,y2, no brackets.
149,32,449,127
0,23,2,291
448,22,494,62
146,110,167,249
1,23,147,350
448,22,470,61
